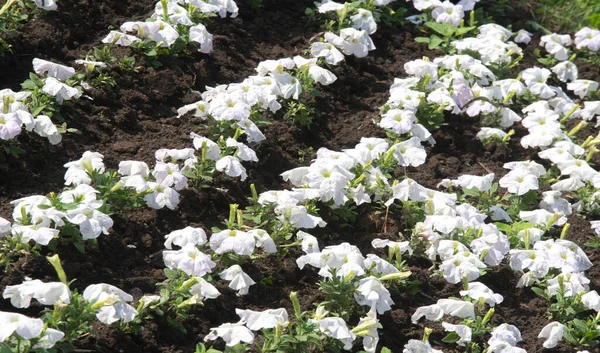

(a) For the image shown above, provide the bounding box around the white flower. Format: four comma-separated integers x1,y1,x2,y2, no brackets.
552,61,578,82
226,138,258,162
310,41,345,65
547,272,589,296
210,229,256,256
437,298,475,319
581,290,600,311
32,58,75,81
0,312,44,341
454,173,494,191
33,0,57,10
236,308,289,330
459,281,503,306
121,21,179,48
514,29,532,44
354,276,394,314
190,24,213,53
0,112,23,141
11,224,59,246
324,28,376,58
412,0,443,11
317,0,344,13
153,162,187,190
143,182,179,210
204,322,254,346
403,339,443,353
82,284,137,324
431,1,464,27
476,127,506,143
379,109,416,134
567,80,599,99
411,304,443,323
275,204,326,229
102,31,141,46
293,56,337,85
33,328,64,349
499,168,538,195
405,59,438,81
163,244,216,276
575,27,600,51
216,156,247,181
296,231,319,254
538,321,566,349
440,251,486,284
540,33,572,61
164,227,207,249
520,67,555,99
442,322,472,346
219,265,255,296
66,205,113,240
390,137,427,167
351,9,377,34
189,278,221,301
153,1,193,25
489,323,523,347
3,280,70,308
42,77,81,103
310,316,355,350
248,229,276,253
33,115,62,145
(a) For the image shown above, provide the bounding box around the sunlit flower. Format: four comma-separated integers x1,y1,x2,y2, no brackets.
3,279,70,308
219,265,255,296
204,321,254,346
538,321,566,349
83,283,137,324
163,244,216,277
0,312,44,341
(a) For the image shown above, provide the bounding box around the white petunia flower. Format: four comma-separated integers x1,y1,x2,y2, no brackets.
219,265,255,296
538,321,566,348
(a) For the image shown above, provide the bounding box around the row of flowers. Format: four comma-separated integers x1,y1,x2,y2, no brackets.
3,0,600,352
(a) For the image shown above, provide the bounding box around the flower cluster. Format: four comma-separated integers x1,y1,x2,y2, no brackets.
102,0,238,54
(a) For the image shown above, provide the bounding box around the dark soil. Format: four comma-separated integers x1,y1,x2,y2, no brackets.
1,1,599,353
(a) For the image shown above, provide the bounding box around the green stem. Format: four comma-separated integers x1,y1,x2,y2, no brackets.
0,0,18,16
161,0,169,22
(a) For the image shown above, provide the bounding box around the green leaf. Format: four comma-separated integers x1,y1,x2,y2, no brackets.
428,34,443,49
182,171,197,179
164,268,177,279
381,348,393,353
572,319,588,332
462,187,480,197
442,332,459,344
414,37,430,43
73,241,86,253
425,21,453,35
454,26,476,36
31,105,47,116
531,286,547,298
0,343,13,353
167,317,187,334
